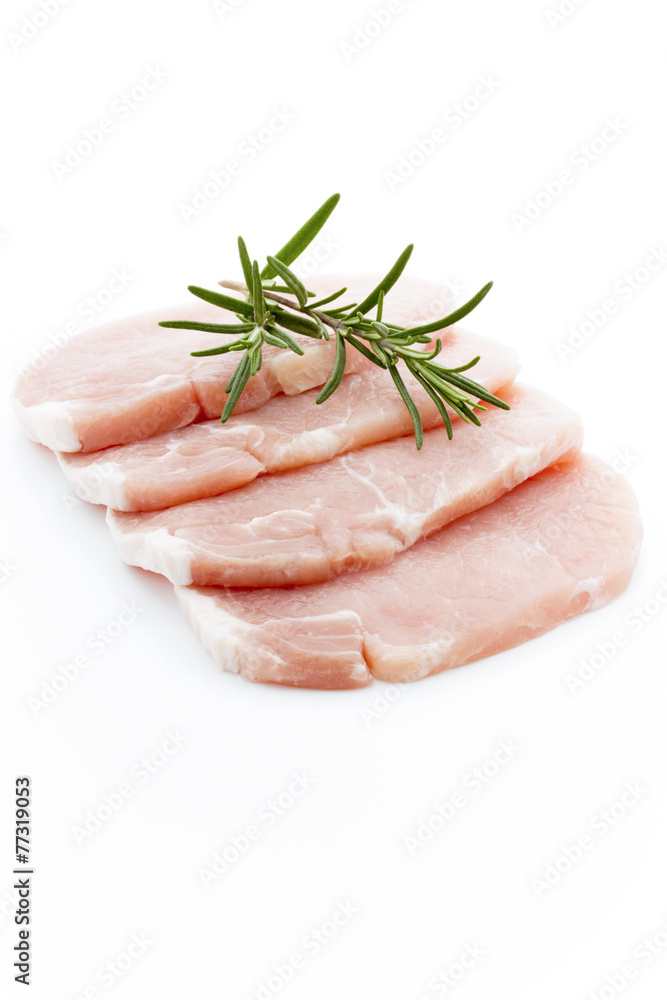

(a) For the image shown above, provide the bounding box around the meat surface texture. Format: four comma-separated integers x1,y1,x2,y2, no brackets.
108,385,584,588
173,455,642,689
12,275,443,454
59,328,520,511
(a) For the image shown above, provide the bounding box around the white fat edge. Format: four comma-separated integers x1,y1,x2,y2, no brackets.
175,592,371,685
106,513,194,585
267,425,347,470
260,385,356,469
276,363,328,397
61,422,263,508
270,338,327,394
11,397,81,452
571,576,606,610
477,393,583,489
348,655,374,686
174,586,248,676
156,422,231,453
56,454,129,509
364,630,456,683
112,506,328,585
494,441,558,489
189,507,328,574
273,337,368,396
493,410,585,482
240,607,371,686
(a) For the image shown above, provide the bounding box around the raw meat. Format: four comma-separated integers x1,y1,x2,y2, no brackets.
12,275,443,454
173,455,642,688
59,328,520,510
107,385,583,587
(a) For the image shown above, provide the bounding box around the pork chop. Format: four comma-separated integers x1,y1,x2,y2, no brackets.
12,275,443,453
108,385,583,587
173,455,641,688
59,328,520,510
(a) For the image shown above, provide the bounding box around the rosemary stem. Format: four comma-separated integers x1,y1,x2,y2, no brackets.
220,279,355,337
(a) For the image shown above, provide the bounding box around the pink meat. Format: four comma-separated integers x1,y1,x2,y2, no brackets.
58,328,520,510
173,455,642,689
108,384,583,587
12,275,443,454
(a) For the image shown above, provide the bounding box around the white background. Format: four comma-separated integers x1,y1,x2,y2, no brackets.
1,1,666,998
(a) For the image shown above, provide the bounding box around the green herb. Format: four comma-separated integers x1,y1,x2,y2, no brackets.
159,194,509,449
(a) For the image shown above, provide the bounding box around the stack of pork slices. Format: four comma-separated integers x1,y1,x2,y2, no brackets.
13,276,642,689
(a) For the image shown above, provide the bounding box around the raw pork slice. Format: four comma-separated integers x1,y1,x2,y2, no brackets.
108,385,583,587
59,328,520,510
173,455,641,689
12,275,442,454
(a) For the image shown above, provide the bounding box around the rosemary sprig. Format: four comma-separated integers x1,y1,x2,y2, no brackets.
159,194,509,449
